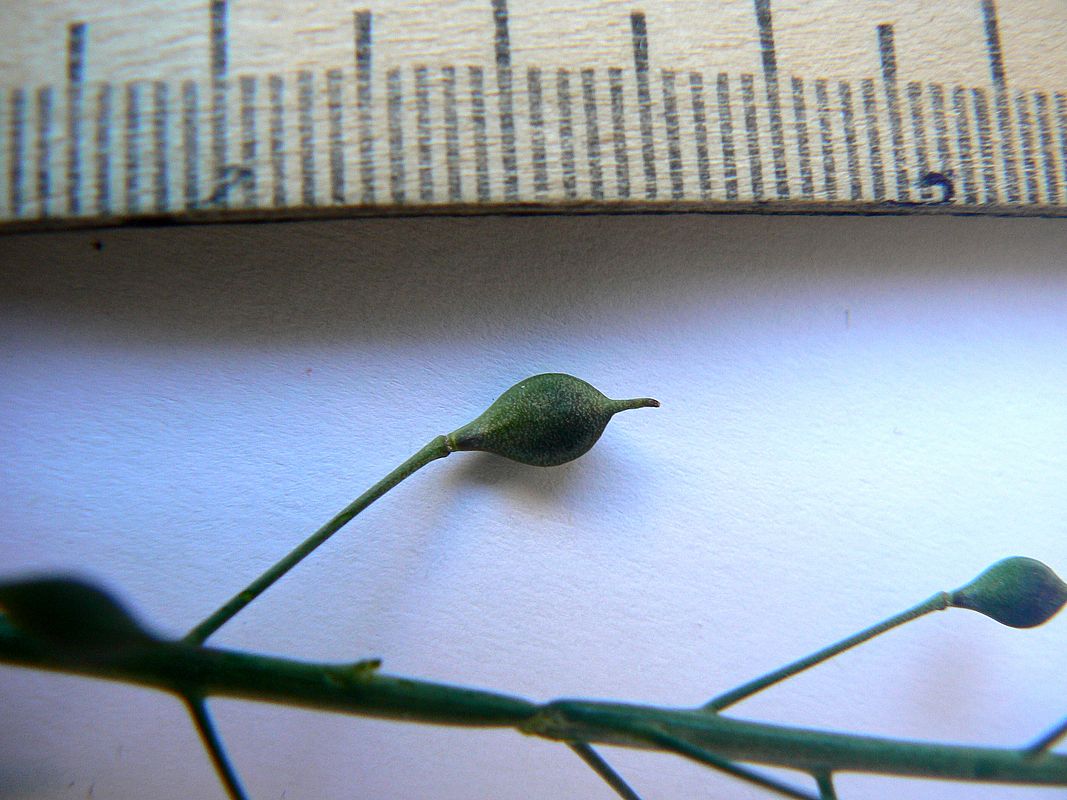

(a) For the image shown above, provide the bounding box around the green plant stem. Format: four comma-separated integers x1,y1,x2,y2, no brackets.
1027,717,1067,757
704,592,950,712
527,698,1067,785
184,695,250,800
3,617,1065,788
625,723,818,800
184,435,452,645
813,771,837,799
568,742,643,800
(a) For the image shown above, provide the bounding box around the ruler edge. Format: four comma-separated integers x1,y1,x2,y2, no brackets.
2,199,1067,236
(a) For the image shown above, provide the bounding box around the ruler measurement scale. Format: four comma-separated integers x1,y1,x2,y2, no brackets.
2,1,1066,227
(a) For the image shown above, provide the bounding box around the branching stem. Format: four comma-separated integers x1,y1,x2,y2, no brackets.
704,592,950,712
568,742,643,800
813,770,837,799
3,619,1063,790
1028,716,1067,758
627,723,818,800
184,435,452,644
184,694,250,800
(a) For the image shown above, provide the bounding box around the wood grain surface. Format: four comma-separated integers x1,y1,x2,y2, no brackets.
1,0,1066,228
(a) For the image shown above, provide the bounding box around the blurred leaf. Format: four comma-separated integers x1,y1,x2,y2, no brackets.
0,575,156,650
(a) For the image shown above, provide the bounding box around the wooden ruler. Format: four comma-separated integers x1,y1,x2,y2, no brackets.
2,0,1066,229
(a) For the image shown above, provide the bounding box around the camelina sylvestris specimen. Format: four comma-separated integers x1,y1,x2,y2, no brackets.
186,373,659,644
2,373,1065,800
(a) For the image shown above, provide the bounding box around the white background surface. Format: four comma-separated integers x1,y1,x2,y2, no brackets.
1,213,1066,799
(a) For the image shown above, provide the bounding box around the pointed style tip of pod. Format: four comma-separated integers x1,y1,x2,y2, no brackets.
609,397,661,412
950,556,1067,629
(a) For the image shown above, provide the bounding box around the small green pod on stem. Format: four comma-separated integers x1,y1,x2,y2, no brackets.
446,373,660,467
949,557,1067,629
184,373,659,646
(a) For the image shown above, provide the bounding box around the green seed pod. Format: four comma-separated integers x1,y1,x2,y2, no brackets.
446,373,659,467
0,576,156,650
949,557,1067,629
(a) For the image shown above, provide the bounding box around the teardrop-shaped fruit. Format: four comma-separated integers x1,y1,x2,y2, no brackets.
446,373,659,467
0,575,157,649
949,557,1067,629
